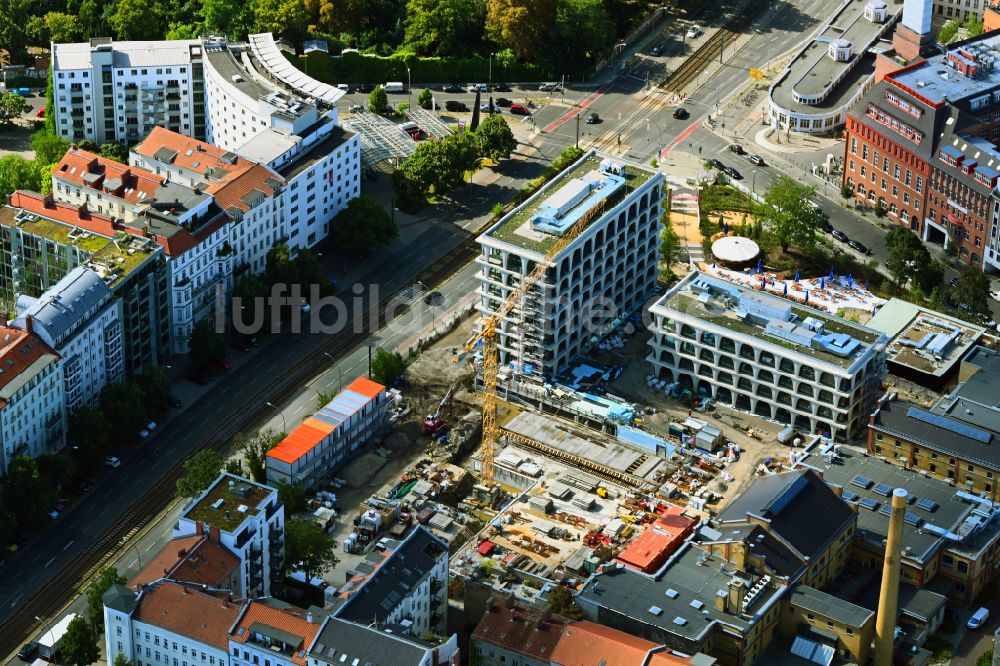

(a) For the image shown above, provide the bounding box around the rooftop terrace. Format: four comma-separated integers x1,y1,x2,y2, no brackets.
484,152,657,255
183,473,275,532
890,33,1000,104
866,298,984,376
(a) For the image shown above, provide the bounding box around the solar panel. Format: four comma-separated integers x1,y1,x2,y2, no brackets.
906,406,992,444
879,504,893,516
859,497,880,511
851,475,874,490
873,483,893,497
916,498,938,512
904,512,923,527
841,491,859,502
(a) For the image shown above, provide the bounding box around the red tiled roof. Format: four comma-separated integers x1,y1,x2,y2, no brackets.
0,326,59,406
551,621,663,666
647,652,694,666
230,601,322,666
133,581,243,651
213,163,283,214
134,127,257,189
471,597,569,661
54,148,165,205
616,506,697,574
130,535,239,591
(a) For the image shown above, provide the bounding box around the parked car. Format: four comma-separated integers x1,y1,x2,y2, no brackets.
673,107,689,119
466,83,488,93
586,112,600,124
168,395,182,408
493,83,512,92
496,97,513,107
747,154,765,166
445,100,468,112
36,107,45,118
348,104,364,113
480,102,500,113
723,166,743,180
423,291,443,306
357,83,374,93
728,144,744,154
686,26,703,39
442,83,463,93
968,607,990,630
336,83,350,92
848,239,870,255
18,642,39,661
650,45,664,57
991,290,1000,303
820,220,833,233
218,357,233,370
13,88,31,97
708,158,725,170
538,82,561,92
980,314,998,328
949,275,960,287
509,103,531,115
831,228,849,243
105,456,121,468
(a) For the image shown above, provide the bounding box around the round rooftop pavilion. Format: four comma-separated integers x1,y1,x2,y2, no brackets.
711,236,761,269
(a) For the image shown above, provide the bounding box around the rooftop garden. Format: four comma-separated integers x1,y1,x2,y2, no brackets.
184,476,272,532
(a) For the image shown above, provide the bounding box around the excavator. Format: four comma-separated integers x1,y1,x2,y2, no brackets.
422,388,453,436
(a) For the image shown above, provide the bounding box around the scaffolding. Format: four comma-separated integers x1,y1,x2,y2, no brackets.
405,108,454,140
342,113,417,167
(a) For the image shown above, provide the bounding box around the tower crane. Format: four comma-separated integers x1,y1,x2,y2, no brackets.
462,197,608,488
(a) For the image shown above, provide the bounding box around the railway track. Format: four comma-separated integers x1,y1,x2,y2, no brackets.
0,235,482,659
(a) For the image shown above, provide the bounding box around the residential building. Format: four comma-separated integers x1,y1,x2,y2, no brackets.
780,586,875,666
615,505,698,574
12,267,123,411
333,526,448,636
229,599,323,666
174,473,284,597
477,152,663,378
470,597,570,666
551,621,711,666
864,297,984,389
51,38,205,145
309,616,459,666
2,190,173,375
265,377,389,489
646,271,888,442
130,528,242,596
0,325,64,477
767,0,902,134
101,579,242,666
986,0,1000,31
795,442,1000,604
936,0,985,23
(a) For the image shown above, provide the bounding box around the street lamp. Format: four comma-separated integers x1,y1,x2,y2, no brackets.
36,616,57,648
489,52,495,89
322,351,344,394
405,64,412,113
265,401,287,434
752,170,757,194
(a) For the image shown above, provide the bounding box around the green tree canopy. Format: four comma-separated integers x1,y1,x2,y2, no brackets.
108,0,164,41
277,480,308,513
99,142,128,163
202,0,241,35
475,113,517,161
27,11,84,44
36,453,76,493
253,0,310,44
236,429,282,483
61,615,100,666
189,318,224,369
31,129,69,165
951,265,991,318
547,584,583,619
403,0,484,56
659,209,681,281
3,455,57,529
546,0,614,72
0,154,44,198
0,0,32,63
0,93,30,126
69,406,111,470
368,85,388,113
486,0,555,62
371,346,405,386
100,383,147,443
417,87,433,110
884,226,930,287
176,449,224,498
86,567,127,630
753,176,821,253
284,517,338,580
333,194,398,256
137,364,171,412
165,22,204,40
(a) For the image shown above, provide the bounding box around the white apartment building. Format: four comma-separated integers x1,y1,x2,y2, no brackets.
174,473,285,597
102,579,242,666
51,38,205,145
334,526,449,637
229,600,322,666
12,267,123,411
477,151,663,378
309,617,460,666
0,325,65,476
647,271,888,442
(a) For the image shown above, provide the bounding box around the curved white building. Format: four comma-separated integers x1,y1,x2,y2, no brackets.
767,0,901,134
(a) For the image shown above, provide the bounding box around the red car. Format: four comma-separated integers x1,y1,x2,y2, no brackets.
509,104,530,116
36,108,45,118
217,357,232,370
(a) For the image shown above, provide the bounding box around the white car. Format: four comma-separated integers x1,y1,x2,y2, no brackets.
686,26,702,39
968,607,990,630
466,83,487,93
105,456,121,468
991,290,1000,303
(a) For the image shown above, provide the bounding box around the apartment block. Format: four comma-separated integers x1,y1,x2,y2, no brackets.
1,191,170,378
130,525,242,596
0,324,64,476
229,599,322,666
647,271,888,442
265,377,389,490
477,152,663,378
309,616,459,666
470,597,569,666
174,473,284,597
51,38,205,145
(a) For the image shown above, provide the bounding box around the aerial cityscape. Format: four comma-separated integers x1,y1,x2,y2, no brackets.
4,0,1000,664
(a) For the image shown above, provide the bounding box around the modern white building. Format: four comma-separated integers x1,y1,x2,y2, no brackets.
647,271,888,442
174,473,285,597
0,325,64,476
767,0,902,134
12,267,124,411
102,579,242,666
476,151,663,378
51,38,205,145
334,526,449,637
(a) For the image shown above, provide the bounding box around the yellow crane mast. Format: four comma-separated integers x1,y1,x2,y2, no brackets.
463,197,607,488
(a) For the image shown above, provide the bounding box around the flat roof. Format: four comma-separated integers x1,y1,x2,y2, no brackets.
891,34,1000,104
182,473,275,533
788,586,874,628
275,126,354,180
653,271,884,370
53,39,199,70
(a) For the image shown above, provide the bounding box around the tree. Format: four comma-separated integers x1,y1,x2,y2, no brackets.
753,176,821,253
916,259,945,297
99,142,128,163
86,567,126,631
27,12,85,44
176,449,224,498
0,499,15,554
284,517,338,580
265,241,299,286
426,132,478,192
659,210,681,281
315,390,335,411
276,480,308,513
0,0,32,64
965,17,984,38
475,113,517,161
486,0,555,61
371,346,405,386
31,129,69,165
333,194,398,256
36,453,76,493
368,84,388,113
547,584,583,619
417,87,433,110
108,0,164,41
884,227,929,287
203,0,241,35
403,0,484,56
3,455,57,529
0,92,30,126
112,653,133,666
137,364,170,412
951,265,991,318
0,154,44,198
938,19,960,45
165,22,204,39
545,0,614,72
253,0,310,44
236,429,281,483
392,168,426,211
189,317,224,369
100,383,147,443
60,615,100,666
69,406,111,469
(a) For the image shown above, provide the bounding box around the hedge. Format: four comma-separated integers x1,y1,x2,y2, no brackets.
290,51,553,86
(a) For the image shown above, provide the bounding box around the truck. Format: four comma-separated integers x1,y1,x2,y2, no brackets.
38,612,80,659
383,81,405,93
